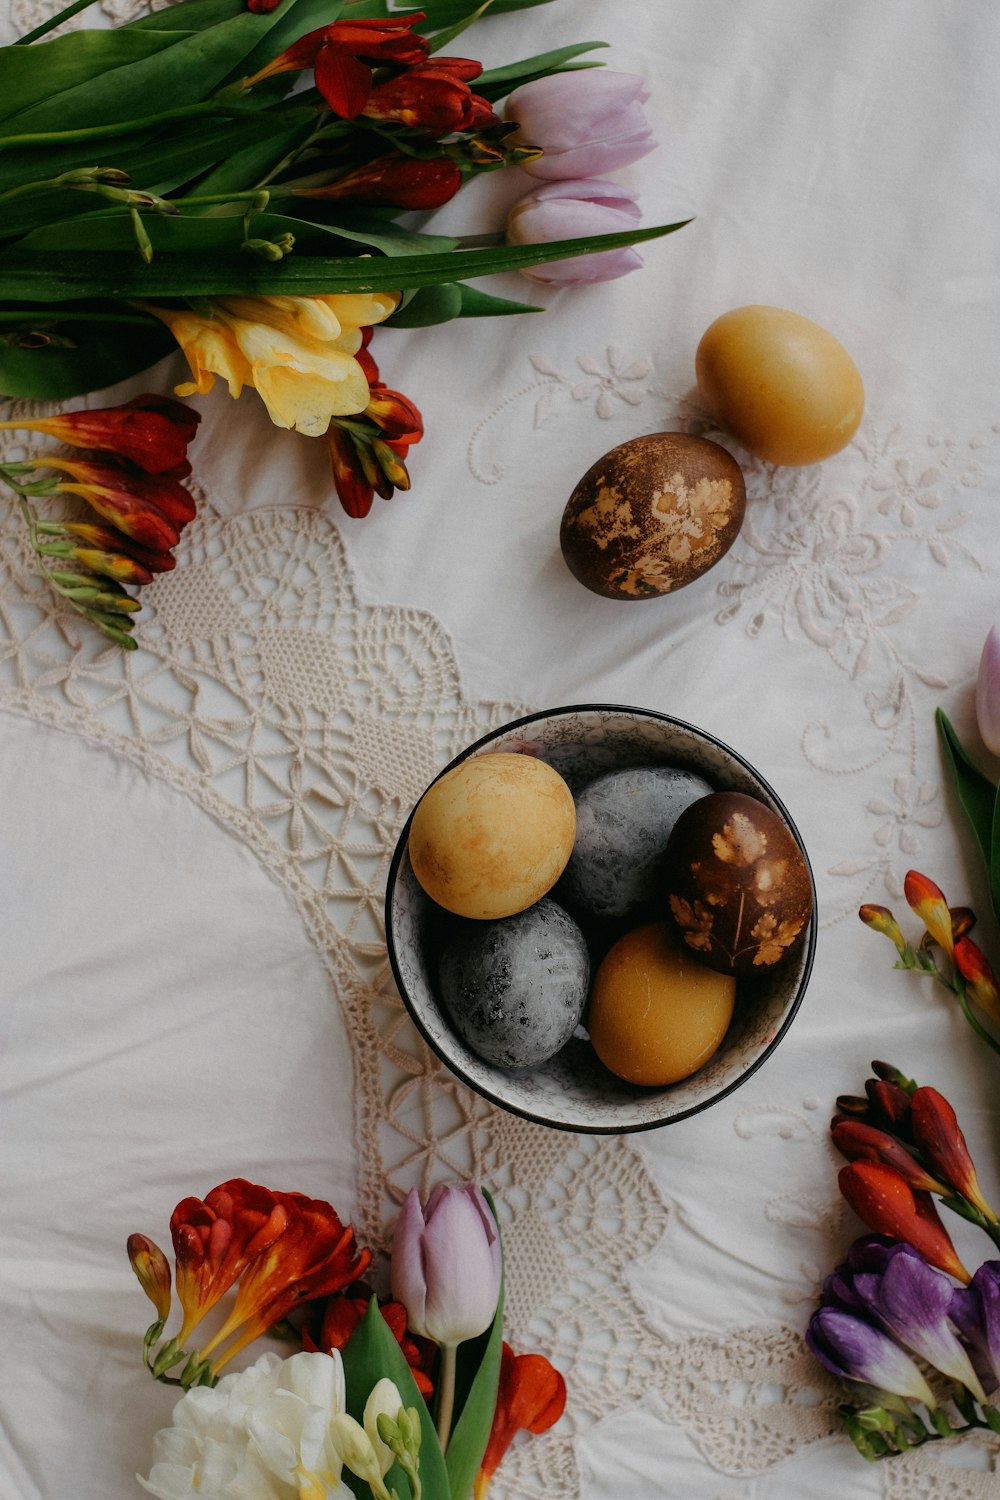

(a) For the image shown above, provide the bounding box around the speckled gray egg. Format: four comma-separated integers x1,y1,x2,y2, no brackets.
559,765,715,921
437,898,589,1070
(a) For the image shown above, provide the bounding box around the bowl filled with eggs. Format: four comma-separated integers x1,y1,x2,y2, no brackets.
384,705,816,1134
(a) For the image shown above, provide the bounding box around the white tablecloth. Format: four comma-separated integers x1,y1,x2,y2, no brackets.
2,2,1000,1497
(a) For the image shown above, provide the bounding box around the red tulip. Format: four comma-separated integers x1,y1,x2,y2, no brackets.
474,1342,566,1500
838,1162,971,1283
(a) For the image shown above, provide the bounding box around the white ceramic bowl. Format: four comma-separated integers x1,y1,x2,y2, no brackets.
385,705,815,1135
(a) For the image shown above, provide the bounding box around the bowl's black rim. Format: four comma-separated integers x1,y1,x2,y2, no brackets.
384,702,818,1136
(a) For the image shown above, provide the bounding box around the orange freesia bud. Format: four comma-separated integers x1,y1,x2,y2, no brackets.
858,903,907,952
170,1179,290,1345
0,394,199,474
127,1233,172,1321
954,935,1000,1026
198,1190,371,1372
910,1086,999,1223
903,870,955,956
474,1342,567,1500
71,547,153,585
831,1118,946,1194
327,426,374,518
865,1077,912,1131
63,522,177,573
366,387,423,444
949,907,976,939
295,153,462,211
838,1162,971,1282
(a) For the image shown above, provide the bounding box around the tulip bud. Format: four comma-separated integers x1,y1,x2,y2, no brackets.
391,1183,501,1347
976,627,1000,755
504,72,656,181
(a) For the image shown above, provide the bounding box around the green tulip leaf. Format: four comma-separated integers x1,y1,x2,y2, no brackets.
0,307,174,399
445,1283,504,1500
385,283,464,326
126,0,246,30
340,1299,450,1500
457,285,542,316
477,41,609,99
0,29,184,123
417,0,558,28
936,707,1000,920
1,4,297,135
0,219,691,299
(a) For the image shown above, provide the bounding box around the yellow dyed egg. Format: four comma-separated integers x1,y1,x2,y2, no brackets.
407,752,576,920
587,922,736,1086
695,305,864,465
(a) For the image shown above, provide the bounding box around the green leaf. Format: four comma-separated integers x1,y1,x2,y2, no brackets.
425,0,491,53
936,709,997,875
0,29,184,122
340,1300,450,1500
0,219,691,298
416,0,558,27
2,5,296,135
445,1287,504,1500
126,0,247,30
457,284,542,316
477,41,608,95
385,283,464,326
0,308,174,399
184,122,317,199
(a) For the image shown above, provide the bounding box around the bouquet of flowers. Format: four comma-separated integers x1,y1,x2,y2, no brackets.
128,1176,565,1499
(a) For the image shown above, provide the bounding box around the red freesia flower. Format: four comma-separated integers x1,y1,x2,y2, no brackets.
864,1076,913,1132
62,522,177,580
327,335,423,518
197,1190,371,1372
170,1179,290,1345
474,1342,566,1500
127,1233,172,1321
304,1282,435,1397
294,152,463,210
0,393,200,474
903,870,955,956
954,935,1000,1025
910,1085,999,1223
245,14,429,107
363,62,496,135
831,1118,946,1194
838,1161,971,1282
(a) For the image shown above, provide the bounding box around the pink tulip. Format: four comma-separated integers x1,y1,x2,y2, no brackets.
390,1183,501,1346
976,626,1000,755
506,178,643,285
505,71,656,180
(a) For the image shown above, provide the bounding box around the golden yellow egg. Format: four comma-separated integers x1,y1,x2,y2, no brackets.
587,922,736,1086
695,305,864,465
407,752,576,920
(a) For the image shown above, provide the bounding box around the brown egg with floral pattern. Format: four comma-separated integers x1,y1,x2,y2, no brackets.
559,432,746,600
664,792,813,975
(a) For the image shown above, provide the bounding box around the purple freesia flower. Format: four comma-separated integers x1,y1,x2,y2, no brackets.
506,178,643,285
390,1183,501,1347
504,71,656,181
806,1306,937,1407
950,1261,1000,1395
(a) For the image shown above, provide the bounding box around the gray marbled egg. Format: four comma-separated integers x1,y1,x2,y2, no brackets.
559,765,714,921
437,898,589,1070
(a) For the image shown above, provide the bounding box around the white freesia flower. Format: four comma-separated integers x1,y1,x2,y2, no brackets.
138,1351,355,1500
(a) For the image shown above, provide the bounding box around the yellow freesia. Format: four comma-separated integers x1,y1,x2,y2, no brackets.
146,292,399,437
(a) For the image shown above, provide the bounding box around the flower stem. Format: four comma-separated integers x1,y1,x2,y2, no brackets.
435,1343,457,1453
0,101,247,150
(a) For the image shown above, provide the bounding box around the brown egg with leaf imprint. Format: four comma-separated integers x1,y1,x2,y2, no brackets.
560,432,746,600
664,792,813,975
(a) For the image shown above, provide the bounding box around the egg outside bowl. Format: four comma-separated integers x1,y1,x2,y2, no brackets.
385,705,816,1135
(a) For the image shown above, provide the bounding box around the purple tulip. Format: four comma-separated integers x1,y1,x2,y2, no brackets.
505,71,656,180
976,626,1000,755
950,1261,1000,1395
806,1306,937,1407
390,1183,501,1347
506,178,643,285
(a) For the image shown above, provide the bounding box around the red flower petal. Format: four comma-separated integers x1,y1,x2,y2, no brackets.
476,1342,566,1497
314,43,374,118
837,1161,970,1282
